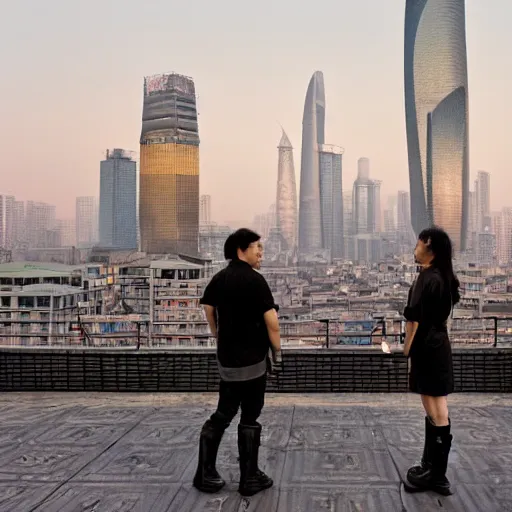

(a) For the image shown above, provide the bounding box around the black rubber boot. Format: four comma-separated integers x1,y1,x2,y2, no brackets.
238,423,273,497
193,418,229,493
406,416,435,480
405,422,453,496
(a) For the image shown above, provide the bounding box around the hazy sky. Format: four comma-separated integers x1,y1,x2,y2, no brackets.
0,0,510,225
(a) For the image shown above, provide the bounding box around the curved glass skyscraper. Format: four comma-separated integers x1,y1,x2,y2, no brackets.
298,71,325,252
404,0,469,250
276,129,298,250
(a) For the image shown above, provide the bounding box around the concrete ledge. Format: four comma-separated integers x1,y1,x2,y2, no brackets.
0,348,511,393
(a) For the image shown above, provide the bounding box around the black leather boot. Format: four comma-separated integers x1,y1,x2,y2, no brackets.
405,422,453,496
406,416,435,481
193,419,229,493
238,423,273,497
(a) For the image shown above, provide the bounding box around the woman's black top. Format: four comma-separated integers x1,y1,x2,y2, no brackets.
403,266,454,396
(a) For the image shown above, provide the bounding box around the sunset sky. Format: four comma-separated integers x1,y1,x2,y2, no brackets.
0,0,510,225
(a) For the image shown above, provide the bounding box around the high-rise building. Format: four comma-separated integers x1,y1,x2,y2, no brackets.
276,129,298,250
319,145,344,258
298,71,325,253
199,195,212,225
57,219,76,247
0,195,14,249
139,73,200,255
26,201,56,248
476,229,496,266
468,189,478,251
475,171,491,232
397,190,415,245
495,208,512,265
343,191,354,261
99,149,137,250
383,209,395,235
11,201,25,250
353,158,381,235
76,196,98,248
405,0,469,250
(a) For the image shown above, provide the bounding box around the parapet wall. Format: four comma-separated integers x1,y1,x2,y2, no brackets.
0,348,510,393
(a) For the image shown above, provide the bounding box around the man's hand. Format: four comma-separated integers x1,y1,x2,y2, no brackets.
267,348,283,376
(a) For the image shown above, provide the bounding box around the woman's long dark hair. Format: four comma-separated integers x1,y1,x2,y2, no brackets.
418,226,460,305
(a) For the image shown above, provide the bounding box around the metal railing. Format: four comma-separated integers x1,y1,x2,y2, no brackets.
0,316,511,349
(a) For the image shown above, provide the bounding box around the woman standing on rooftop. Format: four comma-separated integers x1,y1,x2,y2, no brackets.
402,226,460,496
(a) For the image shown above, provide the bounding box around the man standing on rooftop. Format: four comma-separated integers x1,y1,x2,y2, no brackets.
192,228,282,497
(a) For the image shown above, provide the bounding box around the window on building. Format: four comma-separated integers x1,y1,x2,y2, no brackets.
43,277,60,284
37,296,51,308
1,297,11,307
18,296,35,308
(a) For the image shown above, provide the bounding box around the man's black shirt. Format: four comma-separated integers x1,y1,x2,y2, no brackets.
200,259,278,369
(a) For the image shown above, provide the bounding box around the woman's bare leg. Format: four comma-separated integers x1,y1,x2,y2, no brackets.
421,395,449,426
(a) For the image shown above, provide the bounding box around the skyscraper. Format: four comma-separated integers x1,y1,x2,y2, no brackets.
405,0,469,250
298,71,325,253
139,73,200,255
11,201,25,250
276,129,298,250
353,158,381,235
343,191,354,260
76,196,98,247
99,149,137,250
199,195,212,225
26,201,56,248
397,191,412,236
319,145,344,258
495,208,512,265
57,219,76,247
0,195,14,249
475,171,491,231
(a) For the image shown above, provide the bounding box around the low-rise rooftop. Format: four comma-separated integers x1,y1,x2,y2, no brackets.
0,262,84,279
0,392,510,511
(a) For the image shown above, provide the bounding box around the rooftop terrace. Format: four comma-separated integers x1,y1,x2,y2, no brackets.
0,392,510,511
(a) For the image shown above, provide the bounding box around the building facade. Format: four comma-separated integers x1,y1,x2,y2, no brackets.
353,158,381,236
26,201,56,249
57,219,76,247
319,145,344,258
199,195,212,225
475,171,491,232
495,208,512,265
405,0,469,250
276,129,298,250
298,71,325,253
99,149,137,250
139,73,200,255
76,197,98,247
0,195,15,250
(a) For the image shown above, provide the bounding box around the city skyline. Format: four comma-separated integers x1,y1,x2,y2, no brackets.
0,1,510,225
